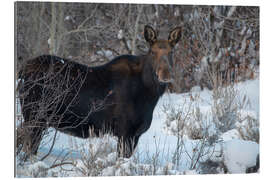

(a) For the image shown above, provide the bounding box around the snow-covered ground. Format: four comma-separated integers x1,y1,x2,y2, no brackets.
136,78,259,173
16,78,259,177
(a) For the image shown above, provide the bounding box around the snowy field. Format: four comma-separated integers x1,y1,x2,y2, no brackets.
16,77,259,177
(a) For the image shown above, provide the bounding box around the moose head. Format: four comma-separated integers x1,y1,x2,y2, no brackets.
144,25,182,84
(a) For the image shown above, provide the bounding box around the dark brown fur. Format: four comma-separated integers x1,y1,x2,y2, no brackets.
16,26,181,158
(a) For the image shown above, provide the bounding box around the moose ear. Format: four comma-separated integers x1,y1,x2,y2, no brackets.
144,25,157,46
168,27,182,47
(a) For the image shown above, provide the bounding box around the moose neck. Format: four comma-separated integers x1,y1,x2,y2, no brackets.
141,55,166,98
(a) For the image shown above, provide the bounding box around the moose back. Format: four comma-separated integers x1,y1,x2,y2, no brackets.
16,25,181,158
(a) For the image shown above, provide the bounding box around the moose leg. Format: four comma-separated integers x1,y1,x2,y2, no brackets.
117,135,140,158
16,125,25,155
29,126,45,155
16,121,46,158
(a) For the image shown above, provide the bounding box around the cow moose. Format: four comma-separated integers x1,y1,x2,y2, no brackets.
16,25,181,159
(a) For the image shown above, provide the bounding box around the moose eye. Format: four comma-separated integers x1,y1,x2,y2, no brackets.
149,50,155,56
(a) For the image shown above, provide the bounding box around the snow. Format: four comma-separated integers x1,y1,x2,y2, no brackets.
174,9,180,17
223,139,259,173
64,16,71,21
117,29,124,39
97,49,114,59
183,170,197,175
238,109,258,120
27,161,49,177
102,166,115,176
220,129,241,141
16,77,259,176
47,38,51,45
234,78,259,110
136,78,259,173
190,86,201,92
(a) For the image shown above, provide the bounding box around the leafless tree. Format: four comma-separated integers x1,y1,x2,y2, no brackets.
15,2,259,173
16,58,107,163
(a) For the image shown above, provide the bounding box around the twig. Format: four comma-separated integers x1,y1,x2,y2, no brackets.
47,162,74,170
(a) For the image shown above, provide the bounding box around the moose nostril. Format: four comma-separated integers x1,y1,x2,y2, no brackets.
163,79,174,83
158,78,174,84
